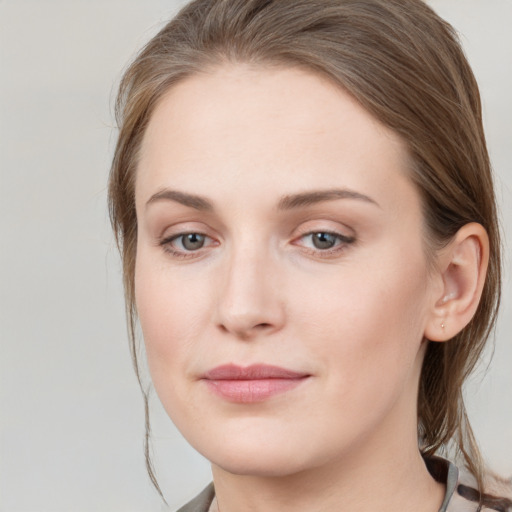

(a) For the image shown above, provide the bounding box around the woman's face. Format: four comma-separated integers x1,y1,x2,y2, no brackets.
134,64,439,476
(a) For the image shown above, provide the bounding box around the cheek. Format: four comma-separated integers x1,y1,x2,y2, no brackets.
288,247,430,390
134,249,211,380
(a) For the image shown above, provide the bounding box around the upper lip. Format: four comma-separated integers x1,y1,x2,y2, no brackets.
203,364,309,380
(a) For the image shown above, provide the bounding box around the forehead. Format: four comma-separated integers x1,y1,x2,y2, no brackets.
136,64,417,216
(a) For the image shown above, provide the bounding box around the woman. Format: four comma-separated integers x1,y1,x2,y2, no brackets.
109,0,510,510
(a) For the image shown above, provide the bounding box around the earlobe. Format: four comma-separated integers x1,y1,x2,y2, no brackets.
424,223,489,342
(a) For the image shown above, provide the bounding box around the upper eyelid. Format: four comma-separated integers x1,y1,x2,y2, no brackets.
159,232,217,259
164,230,354,250
292,231,355,247
158,222,215,239
162,232,214,245
158,223,354,237
156,219,356,245
159,228,352,242
296,228,353,238
291,222,355,240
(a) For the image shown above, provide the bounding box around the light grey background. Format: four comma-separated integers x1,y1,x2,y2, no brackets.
0,1,510,511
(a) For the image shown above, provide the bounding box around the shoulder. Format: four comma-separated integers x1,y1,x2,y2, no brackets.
176,483,215,512
451,470,512,512
426,456,512,512
175,462,512,512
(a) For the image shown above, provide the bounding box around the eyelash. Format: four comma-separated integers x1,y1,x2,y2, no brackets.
294,231,356,258
158,230,356,260
159,233,216,259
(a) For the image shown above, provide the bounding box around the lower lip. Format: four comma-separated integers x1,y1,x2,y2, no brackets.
204,377,308,403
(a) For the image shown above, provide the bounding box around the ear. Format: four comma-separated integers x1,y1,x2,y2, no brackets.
424,223,489,342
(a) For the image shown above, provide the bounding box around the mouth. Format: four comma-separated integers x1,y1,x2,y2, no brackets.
201,364,311,403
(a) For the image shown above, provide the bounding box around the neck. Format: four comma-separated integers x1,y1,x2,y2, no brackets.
211,434,444,512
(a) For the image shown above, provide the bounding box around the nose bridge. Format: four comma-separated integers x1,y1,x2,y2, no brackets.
216,235,283,338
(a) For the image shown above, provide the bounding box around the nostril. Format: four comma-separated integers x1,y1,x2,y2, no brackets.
216,321,275,339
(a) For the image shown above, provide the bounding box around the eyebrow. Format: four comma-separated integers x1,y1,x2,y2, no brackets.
146,187,379,211
277,188,380,210
146,189,213,211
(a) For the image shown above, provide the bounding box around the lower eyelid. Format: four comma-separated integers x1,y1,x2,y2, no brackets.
158,232,219,259
157,228,354,256
293,231,356,255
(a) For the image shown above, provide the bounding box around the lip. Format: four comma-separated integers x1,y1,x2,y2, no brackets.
202,364,310,403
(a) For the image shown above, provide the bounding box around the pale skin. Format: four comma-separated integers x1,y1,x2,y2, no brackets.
134,64,489,512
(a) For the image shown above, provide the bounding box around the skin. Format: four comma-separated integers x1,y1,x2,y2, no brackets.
133,64,484,511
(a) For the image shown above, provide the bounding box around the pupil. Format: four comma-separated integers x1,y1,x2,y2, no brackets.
313,233,336,249
183,233,205,250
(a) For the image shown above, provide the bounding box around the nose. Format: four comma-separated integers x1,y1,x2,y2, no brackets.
214,245,285,340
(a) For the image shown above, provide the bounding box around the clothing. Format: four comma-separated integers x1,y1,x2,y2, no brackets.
176,457,511,512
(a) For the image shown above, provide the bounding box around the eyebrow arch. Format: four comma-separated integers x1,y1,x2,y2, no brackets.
277,188,380,210
146,187,379,212
146,189,213,211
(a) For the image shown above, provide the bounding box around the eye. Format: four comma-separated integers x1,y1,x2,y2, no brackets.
296,231,355,254
160,232,216,257
175,233,207,251
308,232,340,250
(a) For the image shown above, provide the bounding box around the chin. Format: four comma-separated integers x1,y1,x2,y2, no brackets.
211,450,311,478
194,429,332,478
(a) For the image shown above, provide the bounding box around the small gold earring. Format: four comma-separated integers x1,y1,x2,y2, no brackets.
441,322,446,329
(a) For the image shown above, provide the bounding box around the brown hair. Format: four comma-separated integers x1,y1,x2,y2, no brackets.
109,0,501,499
